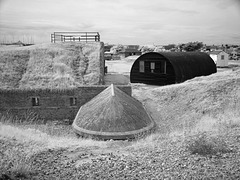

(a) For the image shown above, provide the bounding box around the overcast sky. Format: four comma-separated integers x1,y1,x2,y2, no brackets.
0,0,240,45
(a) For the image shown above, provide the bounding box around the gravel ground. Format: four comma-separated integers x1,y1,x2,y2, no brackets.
1,126,240,180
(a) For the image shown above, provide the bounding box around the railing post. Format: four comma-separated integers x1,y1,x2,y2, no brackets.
51,32,100,43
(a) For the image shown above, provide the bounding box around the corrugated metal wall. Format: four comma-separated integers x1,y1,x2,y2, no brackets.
130,52,216,85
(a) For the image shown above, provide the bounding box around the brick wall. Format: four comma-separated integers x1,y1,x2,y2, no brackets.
0,85,131,122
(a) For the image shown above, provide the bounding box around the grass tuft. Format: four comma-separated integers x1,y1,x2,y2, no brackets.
0,110,43,125
0,148,34,180
185,131,231,155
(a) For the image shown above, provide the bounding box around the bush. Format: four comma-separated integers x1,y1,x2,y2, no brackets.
185,132,230,155
0,150,33,180
0,110,42,124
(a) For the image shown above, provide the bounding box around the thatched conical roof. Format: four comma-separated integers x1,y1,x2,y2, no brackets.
72,84,155,140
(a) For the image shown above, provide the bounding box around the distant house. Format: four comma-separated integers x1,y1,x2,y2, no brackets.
126,45,139,49
104,45,113,52
104,44,114,60
9,41,25,46
104,52,112,61
209,51,229,67
118,48,142,59
107,44,141,60
112,54,121,60
205,45,220,52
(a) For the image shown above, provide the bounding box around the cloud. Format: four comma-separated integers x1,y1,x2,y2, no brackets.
125,0,198,15
214,0,240,9
0,0,239,45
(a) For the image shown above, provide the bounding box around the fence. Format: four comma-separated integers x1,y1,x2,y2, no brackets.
51,32,100,43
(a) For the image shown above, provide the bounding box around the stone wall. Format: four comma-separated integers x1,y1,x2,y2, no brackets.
0,85,131,122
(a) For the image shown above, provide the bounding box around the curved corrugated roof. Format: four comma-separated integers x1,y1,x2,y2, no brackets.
130,52,216,84
160,52,217,82
72,84,155,140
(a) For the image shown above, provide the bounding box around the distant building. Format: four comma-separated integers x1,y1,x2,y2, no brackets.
112,54,121,60
130,52,216,86
104,44,114,60
209,51,229,67
104,45,113,52
104,52,113,61
105,44,142,60
205,45,220,52
118,48,142,59
15,41,25,46
126,45,139,50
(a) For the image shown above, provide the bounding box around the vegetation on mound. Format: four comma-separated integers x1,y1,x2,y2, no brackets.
1,109,240,179
0,50,30,89
133,68,240,134
0,42,103,89
1,64,240,179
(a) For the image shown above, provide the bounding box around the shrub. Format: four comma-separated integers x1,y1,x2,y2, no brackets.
185,131,230,155
0,110,42,124
0,150,34,180
0,111,18,124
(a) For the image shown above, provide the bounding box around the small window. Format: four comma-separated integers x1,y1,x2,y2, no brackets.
221,55,224,60
70,97,77,106
150,62,155,73
139,61,145,72
32,97,40,106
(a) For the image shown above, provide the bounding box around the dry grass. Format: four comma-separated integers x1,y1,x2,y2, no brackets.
0,42,103,89
0,115,109,179
185,131,230,155
132,68,240,135
0,49,30,89
1,60,240,178
0,102,240,179
1,149,33,179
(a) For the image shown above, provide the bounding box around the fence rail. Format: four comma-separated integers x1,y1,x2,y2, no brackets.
51,32,100,43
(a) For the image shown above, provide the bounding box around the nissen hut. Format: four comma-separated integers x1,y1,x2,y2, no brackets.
130,52,217,86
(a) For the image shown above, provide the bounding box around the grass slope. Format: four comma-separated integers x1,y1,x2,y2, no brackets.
0,49,30,89
133,68,240,134
0,42,103,89
1,66,240,179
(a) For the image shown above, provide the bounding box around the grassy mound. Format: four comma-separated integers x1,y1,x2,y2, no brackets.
133,68,240,133
1,113,240,179
0,42,104,89
0,49,30,89
1,60,240,179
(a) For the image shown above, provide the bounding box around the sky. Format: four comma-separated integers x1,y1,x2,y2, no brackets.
0,0,240,45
